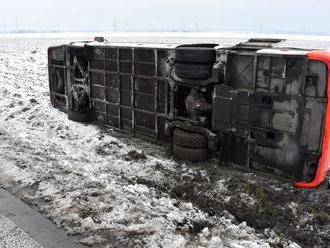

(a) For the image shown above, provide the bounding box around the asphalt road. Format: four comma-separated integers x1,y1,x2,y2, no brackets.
0,189,82,248
0,215,43,248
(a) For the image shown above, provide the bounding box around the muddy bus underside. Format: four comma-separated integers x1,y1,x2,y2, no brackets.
48,38,328,186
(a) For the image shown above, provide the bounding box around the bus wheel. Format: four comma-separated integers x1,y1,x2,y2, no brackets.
173,144,209,162
172,128,209,162
173,128,208,148
68,109,90,123
68,85,90,123
175,45,216,63
175,62,213,79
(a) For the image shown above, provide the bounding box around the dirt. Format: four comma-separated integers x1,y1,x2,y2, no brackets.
124,150,147,161
112,153,330,247
161,165,330,248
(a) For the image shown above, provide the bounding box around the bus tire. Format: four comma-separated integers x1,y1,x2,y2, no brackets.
173,144,209,162
173,128,208,149
68,110,90,123
175,45,216,63
175,62,212,79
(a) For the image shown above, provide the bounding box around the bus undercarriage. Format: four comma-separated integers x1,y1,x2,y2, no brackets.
48,38,330,188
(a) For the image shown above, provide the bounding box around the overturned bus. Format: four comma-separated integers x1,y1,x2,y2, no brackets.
48,38,330,188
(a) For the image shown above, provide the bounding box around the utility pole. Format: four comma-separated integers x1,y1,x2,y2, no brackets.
14,17,19,32
194,21,199,32
2,19,6,33
180,21,186,32
113,20,117,32
124,20,128,32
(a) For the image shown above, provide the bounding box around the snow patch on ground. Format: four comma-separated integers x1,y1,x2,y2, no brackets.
0,34,319,247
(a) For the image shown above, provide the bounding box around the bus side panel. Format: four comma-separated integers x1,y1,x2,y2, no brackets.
87,46,170,142
213,53,327,181
48,45,68,112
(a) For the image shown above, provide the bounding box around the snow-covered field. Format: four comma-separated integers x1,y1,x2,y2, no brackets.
0,32,330,248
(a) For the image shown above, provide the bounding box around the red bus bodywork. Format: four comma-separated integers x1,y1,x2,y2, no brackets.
295,51,330,188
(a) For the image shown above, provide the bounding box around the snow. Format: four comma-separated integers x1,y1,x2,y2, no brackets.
0,32,321,247
256,48,310,55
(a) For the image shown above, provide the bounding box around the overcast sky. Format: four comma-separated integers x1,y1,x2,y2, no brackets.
0,0,328,34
